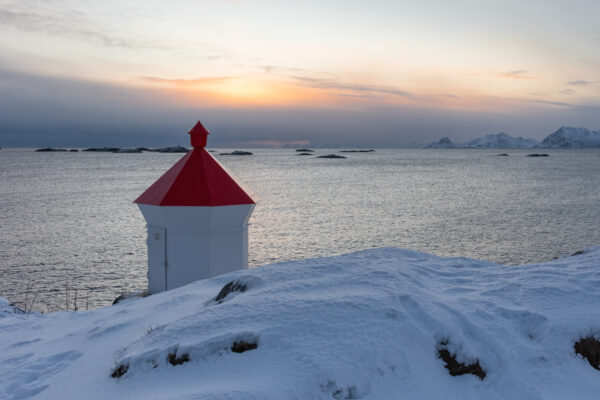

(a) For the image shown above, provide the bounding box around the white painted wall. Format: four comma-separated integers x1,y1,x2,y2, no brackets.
138,204,255,293
146,226,166,293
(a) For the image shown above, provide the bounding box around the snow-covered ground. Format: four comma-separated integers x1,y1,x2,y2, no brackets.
1,247,600,400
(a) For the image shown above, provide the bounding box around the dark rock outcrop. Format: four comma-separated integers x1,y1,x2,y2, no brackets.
36,147,68,152
157,146,189,153
231,340,257,353
574,336,600,370
111,364,129,378
112,290,148,305
83,147,120,152
527,153,549,157
219,151,253,156
317,154,346,159
168,352,190,366
438,348,486,379
339,149,375,153
215,281,248,303
437,340,486,380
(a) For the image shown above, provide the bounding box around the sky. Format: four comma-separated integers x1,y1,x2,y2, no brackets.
0,0,599,147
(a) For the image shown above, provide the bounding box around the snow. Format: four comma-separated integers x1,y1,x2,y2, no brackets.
0,297,21,315
1,247,600,399
426,133,539,149
541,127,600,148
464,132,539,149
426,127,600,149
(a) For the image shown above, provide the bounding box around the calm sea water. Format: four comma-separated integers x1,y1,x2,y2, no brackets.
1,148,599,311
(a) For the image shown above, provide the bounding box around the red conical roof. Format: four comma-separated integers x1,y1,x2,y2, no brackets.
134,123,256,207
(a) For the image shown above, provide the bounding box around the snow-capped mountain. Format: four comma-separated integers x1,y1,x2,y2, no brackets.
425,136,456,148
425,133,539,149
426,127,600,149
541,127,600,148
464,132,539,149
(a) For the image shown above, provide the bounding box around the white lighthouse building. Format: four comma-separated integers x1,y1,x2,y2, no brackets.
135,121,257,294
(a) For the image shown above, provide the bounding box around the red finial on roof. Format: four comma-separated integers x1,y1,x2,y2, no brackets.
188,121,210,148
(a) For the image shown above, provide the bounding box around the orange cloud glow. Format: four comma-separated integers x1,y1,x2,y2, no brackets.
134,70,578,115
140,76,237,86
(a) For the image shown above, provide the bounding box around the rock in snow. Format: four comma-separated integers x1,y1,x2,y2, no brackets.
1,247,600,399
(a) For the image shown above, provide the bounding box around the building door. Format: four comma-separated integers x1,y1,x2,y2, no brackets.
147,226,167,293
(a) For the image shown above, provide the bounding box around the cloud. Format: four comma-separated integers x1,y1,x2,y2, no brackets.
0,6,228,58
290,75,414,98
2,68,600,148
0,8,154,49
261,65,308,75
527,99,572,107
261,65,414,99
566,80,591,86
140,76,237,86
335,93,375,99
560,89,576,95
496,70,537,80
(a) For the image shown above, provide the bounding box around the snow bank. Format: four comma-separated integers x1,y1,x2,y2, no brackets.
1,247,600,399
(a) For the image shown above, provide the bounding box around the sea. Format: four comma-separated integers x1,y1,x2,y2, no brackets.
1,148,599,311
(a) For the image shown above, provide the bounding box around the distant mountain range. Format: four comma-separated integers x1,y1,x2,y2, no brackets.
426,127,600,149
